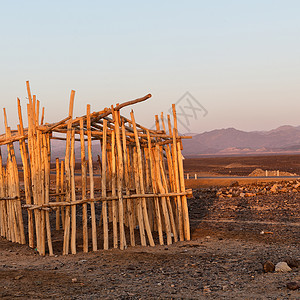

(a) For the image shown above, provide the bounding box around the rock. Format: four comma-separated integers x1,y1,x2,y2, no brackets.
294,182,300,188
240,192,245,198
245,193,256,197
286,259,300,269
275,262,292,272
72,278,78,283
286,282,300,290
14,275,24,280
270,184,278,193
203,286,211,293
263,261,275,273
230,181,239,187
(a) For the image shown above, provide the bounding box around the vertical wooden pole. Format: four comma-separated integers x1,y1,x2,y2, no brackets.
70,129,77,254
43,133,53,255
154,144,172,245
146,131,164,245
112,108,125,250
172,104,190,241
60,160,65,229
172,128,184,241
80,118,88,253
111,130,118,248
63,90,75,255
55,158,60,230
122,122,135,247
17,98,34,247
87,104,97,251
130,111,155,247
132,147,146,246
101,120,109,250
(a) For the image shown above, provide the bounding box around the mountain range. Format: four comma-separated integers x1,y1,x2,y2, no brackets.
3,125,300,162
182,125,300,156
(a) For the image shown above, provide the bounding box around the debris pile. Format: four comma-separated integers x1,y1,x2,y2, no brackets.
217,180,300,198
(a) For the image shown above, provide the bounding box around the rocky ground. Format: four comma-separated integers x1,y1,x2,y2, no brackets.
0,186,299,299
217,180,300,199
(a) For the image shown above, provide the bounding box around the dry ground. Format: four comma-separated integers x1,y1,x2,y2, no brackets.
183,154,300,176
0,156,299,299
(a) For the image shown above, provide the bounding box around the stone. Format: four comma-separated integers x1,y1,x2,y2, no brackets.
286,259,300,269
275,262,292,272
286,282,300,290
270,184,278,193
240,192,245,198
263,261,275,273
72,278,78,283
203,286,211,293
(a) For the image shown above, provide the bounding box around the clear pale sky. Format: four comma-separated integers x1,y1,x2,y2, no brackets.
1,0,300,134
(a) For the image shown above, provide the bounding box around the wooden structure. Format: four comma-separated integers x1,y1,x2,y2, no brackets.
0,82,192,255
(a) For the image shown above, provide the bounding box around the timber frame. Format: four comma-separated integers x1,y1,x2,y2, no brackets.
0,82,192,255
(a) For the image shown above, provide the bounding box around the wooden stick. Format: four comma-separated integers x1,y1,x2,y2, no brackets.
132,147,146,246
154,144,172,245
111,130,118,248
87,104,97,251
17,99,34,247
112,107,125,250
60,160,65,229
55,158,60,230
172,104,190,240
43,133,53,255
63,90,75,255
80,119,88,252
70,129,77,254
101,120,109,250
172,127,184,241
146,131,164,245
122,122,135,247
131,111,155,247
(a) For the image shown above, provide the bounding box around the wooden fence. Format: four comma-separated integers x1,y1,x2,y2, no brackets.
0,82,192,255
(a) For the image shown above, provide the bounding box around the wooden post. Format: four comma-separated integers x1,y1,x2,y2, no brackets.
87,104,97,251
17,99,34,247
172,104,190,241
70,129,77,254
60,160,65,229
154,144,172,245
43,133,53,256
172,128,184,241
130,111,155,247
111,130,118,248
112,107,125,250
55,158,60,230
132,147,146,246
122,122,135,247
63,90,75,255
80,118,88,252
101,120,109,250
146,131,164,245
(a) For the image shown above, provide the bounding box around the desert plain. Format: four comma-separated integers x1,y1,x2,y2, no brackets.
0,154,299,299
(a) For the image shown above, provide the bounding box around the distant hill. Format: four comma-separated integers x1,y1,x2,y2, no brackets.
182,125,300,156
3,125,300,162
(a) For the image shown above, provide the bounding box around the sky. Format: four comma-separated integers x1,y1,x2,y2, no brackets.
0,0,300,134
